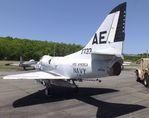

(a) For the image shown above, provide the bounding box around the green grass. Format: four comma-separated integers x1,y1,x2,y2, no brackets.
0,61,21,71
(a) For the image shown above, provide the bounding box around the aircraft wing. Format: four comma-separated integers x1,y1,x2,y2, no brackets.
3,71,70,80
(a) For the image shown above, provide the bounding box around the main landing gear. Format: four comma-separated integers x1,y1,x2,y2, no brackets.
44,80,79,96
45,84,52,96
72,80,79,93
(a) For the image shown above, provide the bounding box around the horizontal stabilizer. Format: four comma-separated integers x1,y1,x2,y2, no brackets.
91,52,122,58
91,46,122,58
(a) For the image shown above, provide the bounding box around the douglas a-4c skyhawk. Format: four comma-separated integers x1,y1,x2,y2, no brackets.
3,2,127,96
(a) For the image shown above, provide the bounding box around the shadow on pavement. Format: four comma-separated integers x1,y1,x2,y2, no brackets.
13,87,146,118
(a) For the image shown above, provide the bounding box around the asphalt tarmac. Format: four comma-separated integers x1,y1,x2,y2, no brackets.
0,70,149,118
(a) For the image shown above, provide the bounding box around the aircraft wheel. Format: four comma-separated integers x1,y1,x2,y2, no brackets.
143,73,149,88
45,88,51,96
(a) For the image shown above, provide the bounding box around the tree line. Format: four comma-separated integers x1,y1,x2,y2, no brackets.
0,37,147,62
0,37,82,61
124,53,149,62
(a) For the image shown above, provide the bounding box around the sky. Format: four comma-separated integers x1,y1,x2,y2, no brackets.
0,0,149,54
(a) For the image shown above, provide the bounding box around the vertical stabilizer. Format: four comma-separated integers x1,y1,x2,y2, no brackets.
84,2,126,56
66,2,127,58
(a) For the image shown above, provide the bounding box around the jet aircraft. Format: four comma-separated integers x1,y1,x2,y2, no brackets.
6,56,37,70
19,56,37,70
3,2,127,96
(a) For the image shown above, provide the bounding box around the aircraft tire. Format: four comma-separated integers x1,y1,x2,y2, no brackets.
45,88,51,96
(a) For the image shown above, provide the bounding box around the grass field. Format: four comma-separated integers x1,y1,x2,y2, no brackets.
0,61,21,71
123,62,138,70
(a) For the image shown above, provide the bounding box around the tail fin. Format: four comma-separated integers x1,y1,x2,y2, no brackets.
66,2,126,58
19,56,23,65
84,2,126,56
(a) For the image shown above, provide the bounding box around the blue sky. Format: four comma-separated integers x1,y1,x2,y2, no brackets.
0,0,148,54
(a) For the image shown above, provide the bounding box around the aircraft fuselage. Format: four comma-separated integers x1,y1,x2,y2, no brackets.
36,55,121,80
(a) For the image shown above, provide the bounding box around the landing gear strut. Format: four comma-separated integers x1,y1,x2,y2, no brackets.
72,80,79,93
43,80,79,96
45,87,51,96
45,81,52,96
